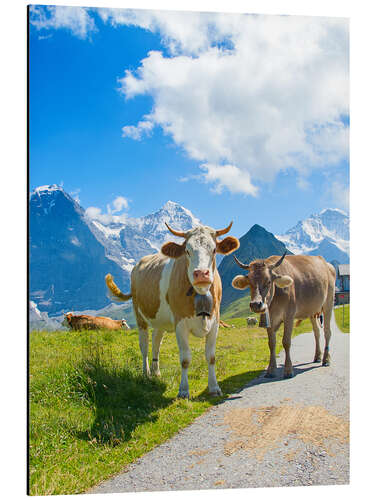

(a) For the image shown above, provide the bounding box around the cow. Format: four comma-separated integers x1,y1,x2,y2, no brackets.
231,253,336,379
105,222,239,398
246,316,257,327
63,313,130,331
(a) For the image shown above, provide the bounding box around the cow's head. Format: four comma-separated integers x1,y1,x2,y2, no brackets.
161,222,239,295
232,252,293,313
62,312,73,327
121,319,129,330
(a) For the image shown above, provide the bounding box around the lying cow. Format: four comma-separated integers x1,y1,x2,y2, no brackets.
63,313,129,331
106,222,239,398
246,316,257,327
232,253,336,378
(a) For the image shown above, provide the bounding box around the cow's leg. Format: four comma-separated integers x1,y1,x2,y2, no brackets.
282,316,294,378
310,316,322,363
151,329,164,377
205,322,222,396
322,297,334,367
175,322,191,399
265,319,282,378
138,328,150,377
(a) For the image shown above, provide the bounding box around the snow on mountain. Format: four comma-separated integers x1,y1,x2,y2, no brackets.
29,301,64,331
29,186,202,315
277,208,349,263
86,200,201,270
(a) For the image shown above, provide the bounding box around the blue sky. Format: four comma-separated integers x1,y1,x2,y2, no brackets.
29,5,349,236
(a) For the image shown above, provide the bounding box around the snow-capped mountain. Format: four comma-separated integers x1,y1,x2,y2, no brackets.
277,208,349,263
29,185,130,315
87,200,201,271
29,300,64,331
29,185,201,316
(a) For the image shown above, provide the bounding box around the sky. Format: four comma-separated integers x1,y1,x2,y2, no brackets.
28,5,349,236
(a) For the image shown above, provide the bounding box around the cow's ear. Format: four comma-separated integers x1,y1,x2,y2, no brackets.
161,241,186,259
274,275,293,288
232,275,250,290
217,236,240,255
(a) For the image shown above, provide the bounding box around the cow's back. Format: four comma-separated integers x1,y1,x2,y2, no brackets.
269,255,335,318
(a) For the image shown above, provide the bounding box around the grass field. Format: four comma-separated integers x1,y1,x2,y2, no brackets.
29,318,312,495
334,304,350,333
221,295,254,320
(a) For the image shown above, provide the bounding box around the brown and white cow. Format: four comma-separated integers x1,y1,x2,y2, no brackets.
232,253,336,378
106,222,239,398
63,313,129,331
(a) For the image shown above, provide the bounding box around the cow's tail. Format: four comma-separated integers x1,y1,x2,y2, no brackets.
295,319,303,328
105,274,132,302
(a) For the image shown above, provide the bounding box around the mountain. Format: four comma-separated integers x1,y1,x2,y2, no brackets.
29,186,201,316
219,224,292,308
29,300,63,331
87,200,201,270
29,185,130,315
277,208,349,264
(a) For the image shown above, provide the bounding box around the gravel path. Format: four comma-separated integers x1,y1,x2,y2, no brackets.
91,318,349,493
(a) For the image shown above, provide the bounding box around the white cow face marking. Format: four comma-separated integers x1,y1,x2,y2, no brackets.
185,227,217,294
161,222,239,295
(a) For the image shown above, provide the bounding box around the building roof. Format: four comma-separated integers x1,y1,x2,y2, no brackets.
338,264,350,276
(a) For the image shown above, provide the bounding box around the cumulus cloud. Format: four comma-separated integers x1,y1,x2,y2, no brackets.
116,12,349,195
122,120,154,140
85,196,130,224
29,5,96,39
30,7,349,196
200,164,258,196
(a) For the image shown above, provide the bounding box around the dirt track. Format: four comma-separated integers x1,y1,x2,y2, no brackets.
91,317,349,493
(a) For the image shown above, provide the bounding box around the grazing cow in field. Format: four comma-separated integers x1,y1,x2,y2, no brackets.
232,253,336,378
63,313,130,331
106,222,239,398
246,316,257,327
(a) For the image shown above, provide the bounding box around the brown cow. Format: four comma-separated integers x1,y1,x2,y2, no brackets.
63,313,129,331
106,222,239,398
232,253,336,378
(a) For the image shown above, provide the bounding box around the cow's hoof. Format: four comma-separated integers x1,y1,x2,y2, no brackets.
322,361,330,367
208,387,222,397
314,357,321,363
283,372,294,379
152,371,161,378
264,372,276,378
177,390,190,399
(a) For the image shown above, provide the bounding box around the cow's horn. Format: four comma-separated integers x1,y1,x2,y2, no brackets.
233,255,250,270
269,251,287,270
165,223,186,238
216,221,233,237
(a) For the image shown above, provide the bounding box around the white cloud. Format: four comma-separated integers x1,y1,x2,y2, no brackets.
116,12,349,195
29,5,96,39
200,163,258,196
109,196,129,213
85,196,130,224
29,8,349,197
122,120,154,140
